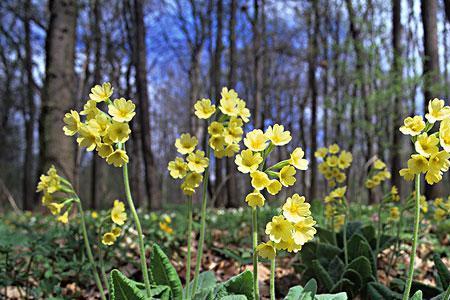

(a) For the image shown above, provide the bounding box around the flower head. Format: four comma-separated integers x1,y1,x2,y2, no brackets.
289,148,308,170
256,242,276,260
250,171,270,190
265,124,291,146
175,133,198,155
102,232,116,246
111,200,127,225
106,149,129,167
108,98,136,122
89,82,113,102
267,179,282,195
425,98,450,123
107,121,130,143
245,191,265,208
168,157,189,179
63,110,82,136
235,149,262,173
244,129,268,152
194,98,216,119
187,150,209,173
414,133,439,158
292,217,317,245
265,215,293,243
282,194,311,223
399,115,425,136
279,165,296,187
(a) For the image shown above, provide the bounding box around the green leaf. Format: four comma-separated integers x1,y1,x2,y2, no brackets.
410,290,422,300
347,234,376,277
328,257,345,283
410,281,443,298
315,292,348,300
316,227,336,245
330,278,354,295
311,260,333,291
109,269,149,300
220,296,247,300
189,271,217,300
317,243,342,268
346,256,373,284
284,286,304,300
342,269,362,294
301,242,318,268
300,278,317,300
219,270,254,300
434,254,450,289
367,282,402,300
150,244,183,300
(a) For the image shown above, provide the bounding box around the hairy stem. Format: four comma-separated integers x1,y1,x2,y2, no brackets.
270,258,276,300
252,207,260,300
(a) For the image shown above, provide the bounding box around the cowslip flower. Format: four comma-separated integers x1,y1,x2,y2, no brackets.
57,211,69,224
106,149,129,167
250,171,270,190
77,122,101,151
256,242,276,260
175,133,198,155
245,191,265,208
89,82,113,102
289,148,308,170
292,217,317,245
414,133,439,158
80,100,100,120
265,124,291,146
282,194,311,223
267,180,282,195
187,150,209,173
63,110,82,136
244,129,268,152
265,215,293,243
219,88,239,116
425,98,450,123
102,232,116,246
235,149,263,173
111,200,127,225
107,121,131,143
108,98,136,122
194,98,216,119
315,147,328,158
208,121,224,136
279,165,296,187
168,157,189,179
399,115,425,136
439,118,450,152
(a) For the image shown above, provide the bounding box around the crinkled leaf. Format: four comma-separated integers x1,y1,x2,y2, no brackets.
150,244,183,300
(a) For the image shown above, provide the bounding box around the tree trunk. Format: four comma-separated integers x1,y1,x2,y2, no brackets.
252,0,263,129
39,0,78,183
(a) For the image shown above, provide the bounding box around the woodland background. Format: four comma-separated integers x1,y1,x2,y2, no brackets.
1,0,450,211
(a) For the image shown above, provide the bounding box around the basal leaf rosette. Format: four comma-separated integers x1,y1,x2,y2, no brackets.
63,82,135,168
315,144,352,188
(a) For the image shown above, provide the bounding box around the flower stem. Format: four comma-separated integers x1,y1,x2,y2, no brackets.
270,258,276,300
402,174,421,300
343,214,349,266
191,147,210,297
123,160,152,298
252,207,260,300
185,196,193,300
77,201,107,300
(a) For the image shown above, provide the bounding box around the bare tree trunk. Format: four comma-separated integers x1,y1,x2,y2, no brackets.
252,0,263,129
39,0,78,183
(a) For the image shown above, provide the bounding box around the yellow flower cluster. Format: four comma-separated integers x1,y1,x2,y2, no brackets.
36,166,70,224
201,88,250,158
365,159,391,189
324,186,347,231
102,200,127,246
168,133,208,195
315,144,352,188
159,215,174,235
63,82,135,168
256,194,316,259
235,125,308,208
400,99,450,184
431,197,450,221
388,207,400,222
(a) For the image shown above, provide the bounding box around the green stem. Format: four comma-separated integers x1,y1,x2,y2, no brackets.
185,197,193,300
252,207,260,300
99,250,109,291
402,174,421,300
375,201,384,257
123,160,152,298
270,258,276,300
77,201,107,300
343,214,349,266
191,147,210,297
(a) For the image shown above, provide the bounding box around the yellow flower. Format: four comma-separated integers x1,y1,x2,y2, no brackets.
274,237,302,253
63,110,82,136
279,166,296,187
256,242,276,260
326,155,339,167
282,194,311,223
47,202,64,215
95,113,110,136
245,191,265,208
414,133,439,158
265,124,292,146
187,150,209,173
434,208,447,221
209,135,226,151
428,151,450,173
328,144,340,154
425,98,450,123
236,99,251,123
41,193,53,205
194,98,216,119
80,100,100,120
244,129,268,152
224,125,243,144
399,168,415,181
183,172,203,189
208,122,224,136
111,200,127,225
219,89,238,116
330,186,347,198
289,148,308,170
91,211,99,219
97,143,114,158
336,172,346,183
107,121,131,143
365,179,375,189
160,222,174,234
77,121,101,151
235,149,262,173
399,115,425,136
106,149,129,167
292,217,317,245
373,159,385,170
265,215,293,243
318,162,329,173
57,211,69,224
425,169,441,185
89,82,113,102
250,171,270,190
420,196,428,213
102,232,116,246
439,118,450,152
389,207,400,222
338,151,353,169
108,98,136,122
408,154,429,174
267,179,282,195
315,147,328,158
175,133,198,154
221,143,240,157
168,157,189,179
112,227,122,237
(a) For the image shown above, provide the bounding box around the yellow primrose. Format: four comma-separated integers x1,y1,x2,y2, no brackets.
414,133,439,158
279,165,296,187
107,121,131,143
63,110,82,136
399,168,415,181
408,154,429,174
41,193,53,205
250,171,270,190
328,144,340,154
439,119,450,152
267,179,282,195
434,208,448,221
89,82,113,102
94,113,110,136
256,242,276,260
245,191,265,208
265,124,292,146
108,98,136,122
168,157,189,179
315,147,328,158
106,149,129,167
208,122,224,136
235,149,263,173
330,186,347,198
80,100,100,120
389,207,400,222
175,133,198,154
209,135,226,151
221,143,240,157
336,172,346,183
47,202,64,215
289,148,308,170
111,200,127,225
219,88,238,116
77,122,101,151
194,98,216,119
187,150,209,173
57,211,69,224
181,183,195,196
292,217,317,245
111,227,122,237
275,237,302,253
91,211,99,219
159,222,174,234
425,98,450,123
97,143,114,158
265,215,293,243
244,129,268,152
102,232,116,246
282,194,311,223
183,172,203,189
399,115,425,136
425,168,442,185
428,151,450,173
224,126,243,144
236,99,251,123
373,159,386,170
326,155,339,167
338,151,353,169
